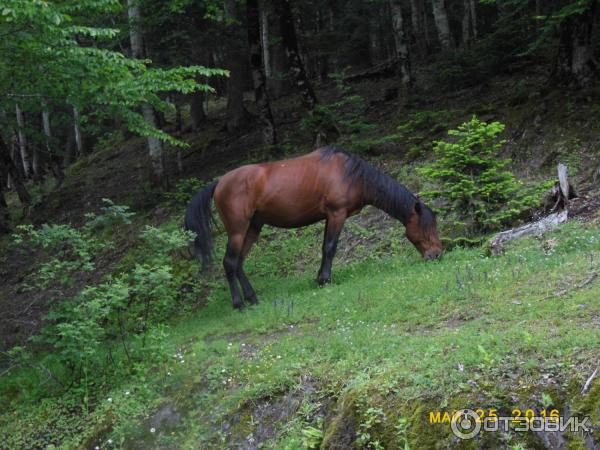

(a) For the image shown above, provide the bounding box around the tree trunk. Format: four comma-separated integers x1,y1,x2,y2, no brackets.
11,133,25,181
461,0,477,45
63,125,76,168
431,0,452,49
0,135,30,205
316,7,329,81
190,90,206,131
409,0,423,54
270,14,293,98
0,174,9,233
247,0,277,146
42,110,52,155
142,105,167,188
42,110,64,183
391,1,412,86
368,9,381,64
127,0,166,188
275,0,318,111
469,0,477,39
556,1,598,87
422,0,432,53
72,106,85,156
260,1,271,78
0,126,9,231
15,104,31,178
224,0,250,132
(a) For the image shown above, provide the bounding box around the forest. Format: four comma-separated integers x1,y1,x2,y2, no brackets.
1,0,600,448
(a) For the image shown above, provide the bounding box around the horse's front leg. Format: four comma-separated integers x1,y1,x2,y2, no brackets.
318,210,347,286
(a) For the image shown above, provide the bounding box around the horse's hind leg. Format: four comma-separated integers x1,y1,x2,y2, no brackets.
318,209,347,286
223,233,246,310
237,222,262,305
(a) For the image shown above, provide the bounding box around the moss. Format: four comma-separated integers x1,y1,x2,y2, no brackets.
571,379,600,423
320,392,359,449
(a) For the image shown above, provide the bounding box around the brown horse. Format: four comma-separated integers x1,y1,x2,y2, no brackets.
185,147,442,309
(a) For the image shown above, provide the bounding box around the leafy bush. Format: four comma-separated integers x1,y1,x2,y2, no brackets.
300,70,374,144
84,198,135,230
10,203,196,392
419,117,549,233
13,199,136,289
397,109,464,159
164,177,206,206
33,225,194,382
13,223,109,288
432,16,530,90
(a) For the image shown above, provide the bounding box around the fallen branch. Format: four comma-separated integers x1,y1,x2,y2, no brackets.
582,367,598,394
546,272,598,299
490,210,568,255
343,58,399,83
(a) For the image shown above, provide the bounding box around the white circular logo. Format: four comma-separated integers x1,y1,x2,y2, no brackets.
451,409,482,440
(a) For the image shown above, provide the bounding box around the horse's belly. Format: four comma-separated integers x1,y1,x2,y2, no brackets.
254,207,326,228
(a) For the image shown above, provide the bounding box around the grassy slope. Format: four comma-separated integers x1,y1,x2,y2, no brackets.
2,218,599,449
2,75,600,449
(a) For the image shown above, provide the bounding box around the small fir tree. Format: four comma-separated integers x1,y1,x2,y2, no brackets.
420,116,539,232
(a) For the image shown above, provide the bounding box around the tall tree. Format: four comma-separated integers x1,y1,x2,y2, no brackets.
126,0,167,188
461,0,478,45
224,0,251,132
1,0,223,190
555,0,598,86
431,0,452,49
391,1,412,86
275,0,318,111
0,135,30,206
0,178,8,232
260,1,272,78
14,104,31,178
247,0,277,145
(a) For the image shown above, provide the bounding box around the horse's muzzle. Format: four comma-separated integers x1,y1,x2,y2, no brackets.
424,249,442,261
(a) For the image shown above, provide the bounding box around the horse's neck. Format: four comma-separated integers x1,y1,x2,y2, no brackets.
363,177,415,226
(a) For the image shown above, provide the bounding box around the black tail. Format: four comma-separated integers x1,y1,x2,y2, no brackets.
184,181,218,270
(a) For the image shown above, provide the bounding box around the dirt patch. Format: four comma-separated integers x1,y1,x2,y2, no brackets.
221,375,325,449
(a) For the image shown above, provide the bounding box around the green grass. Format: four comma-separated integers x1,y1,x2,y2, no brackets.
1,220,600,449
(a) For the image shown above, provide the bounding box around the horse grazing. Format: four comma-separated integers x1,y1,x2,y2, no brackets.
185,147,442,309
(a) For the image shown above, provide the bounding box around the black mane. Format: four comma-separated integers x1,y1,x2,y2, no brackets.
320,146,435,228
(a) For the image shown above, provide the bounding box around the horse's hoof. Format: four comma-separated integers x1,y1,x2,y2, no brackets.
246,294,259,305
317,277,331,286
233,301,245,310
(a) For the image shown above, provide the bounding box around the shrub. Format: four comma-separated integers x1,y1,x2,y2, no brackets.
13,223,109,288
84,198,135,230
12,206,195,389
13,199,135,289
419,117,548,233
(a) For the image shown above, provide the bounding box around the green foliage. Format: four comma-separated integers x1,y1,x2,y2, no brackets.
9,205,195,394
300,422,323,449
397,109,463,159
164,177,206,206
2,217,600,447
12,199,137,288
432,17,529,90
419,117,548,233
13,223,108,288
300,70,374,143
84,198,136,230
0,0,227,148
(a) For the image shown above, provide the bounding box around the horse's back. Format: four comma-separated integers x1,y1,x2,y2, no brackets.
214,150,360,228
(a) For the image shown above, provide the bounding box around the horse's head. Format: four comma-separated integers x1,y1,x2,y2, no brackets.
405,201,443,261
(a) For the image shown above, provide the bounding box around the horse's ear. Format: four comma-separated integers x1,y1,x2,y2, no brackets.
415,201,422,215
